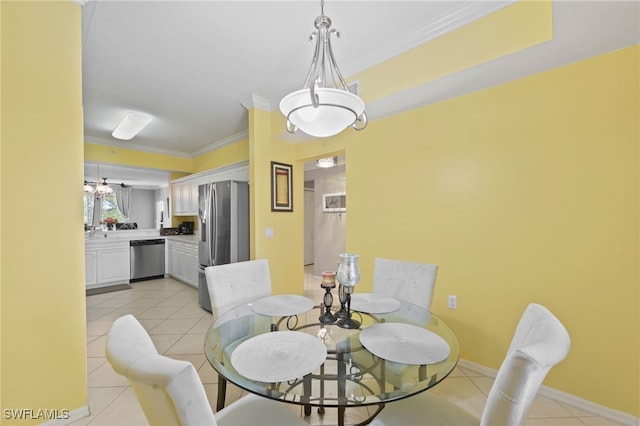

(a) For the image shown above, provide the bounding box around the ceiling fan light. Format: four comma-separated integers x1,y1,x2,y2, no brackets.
112,111,152,140
84,181,95,194
95,178,113,196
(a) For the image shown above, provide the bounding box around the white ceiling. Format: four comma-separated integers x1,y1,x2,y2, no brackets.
81,0,639,187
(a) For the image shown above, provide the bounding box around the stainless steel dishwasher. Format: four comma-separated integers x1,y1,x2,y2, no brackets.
130,239,166,282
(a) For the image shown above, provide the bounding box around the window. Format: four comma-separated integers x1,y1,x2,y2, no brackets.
84,193,126,226
101,194,126,223
83,193,95,225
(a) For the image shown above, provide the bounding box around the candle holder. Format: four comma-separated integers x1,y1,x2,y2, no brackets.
335,253,361,329
335,284,349,319
319,272,337,323
337,285,360,329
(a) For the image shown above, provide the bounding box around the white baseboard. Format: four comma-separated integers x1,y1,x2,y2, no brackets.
457,358,639,426
40,406,89,426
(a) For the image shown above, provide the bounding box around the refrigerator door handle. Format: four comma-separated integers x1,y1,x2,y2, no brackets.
210,184,218,266
199,183,209,224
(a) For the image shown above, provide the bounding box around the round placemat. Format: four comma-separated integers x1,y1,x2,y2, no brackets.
251,295,314,317
231,331,327,382
350,293,401,314
359,322,450,365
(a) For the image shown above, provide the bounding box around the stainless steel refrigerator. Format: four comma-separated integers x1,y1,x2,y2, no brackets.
197,180,249,312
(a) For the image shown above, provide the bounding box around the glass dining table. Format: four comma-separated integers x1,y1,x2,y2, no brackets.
204,293,459,426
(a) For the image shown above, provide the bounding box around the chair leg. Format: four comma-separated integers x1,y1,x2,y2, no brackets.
216,378,227,411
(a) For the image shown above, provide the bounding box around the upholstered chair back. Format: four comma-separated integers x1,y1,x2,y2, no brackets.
480,303,571,426
373,258,438,310
105,314,216,425
369,303,570,426
205,258,272,320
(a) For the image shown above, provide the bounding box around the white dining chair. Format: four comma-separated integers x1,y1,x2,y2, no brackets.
369,303,571,426
105,314,307,426
205,258,272,321
347,258,440,390
373,258,438,310
204,258,273,410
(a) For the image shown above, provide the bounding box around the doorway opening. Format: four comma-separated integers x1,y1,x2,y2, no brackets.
303,155,346,295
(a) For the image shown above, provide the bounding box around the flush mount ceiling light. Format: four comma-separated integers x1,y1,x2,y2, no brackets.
316,156,338,168
112,111,152,140
279,0,367,138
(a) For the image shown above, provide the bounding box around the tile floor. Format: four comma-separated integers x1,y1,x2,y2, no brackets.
76,271,625,426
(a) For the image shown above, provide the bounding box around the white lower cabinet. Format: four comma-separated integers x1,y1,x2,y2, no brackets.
167,239,198,287
85,250,98,287
85,241,131,288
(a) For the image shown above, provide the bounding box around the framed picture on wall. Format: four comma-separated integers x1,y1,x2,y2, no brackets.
322,192,346,212
271,161,293,212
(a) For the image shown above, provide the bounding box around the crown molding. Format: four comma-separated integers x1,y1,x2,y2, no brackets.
84,136,192,158
341,1,515,77
240,94,273,112
190,130,249,157
85,130,250,159
365,1,640,126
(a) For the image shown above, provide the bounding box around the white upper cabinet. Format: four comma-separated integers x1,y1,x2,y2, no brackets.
173,181,198,216
171,161,249,217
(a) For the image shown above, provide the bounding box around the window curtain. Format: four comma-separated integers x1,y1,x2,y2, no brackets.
114,186,132,221
91,193,102,226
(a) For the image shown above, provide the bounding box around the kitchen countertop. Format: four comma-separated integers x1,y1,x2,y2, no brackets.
164,234,198,243
85,229,197,244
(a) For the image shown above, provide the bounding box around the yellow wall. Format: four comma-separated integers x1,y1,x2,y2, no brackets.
1,2,87,423
0,0,4,412
353,1,552,102
192,138,249,173
84,142,193,173
246,107,304,295
332,46,638,415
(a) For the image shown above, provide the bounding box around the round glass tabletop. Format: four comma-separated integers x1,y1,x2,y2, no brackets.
204,294,459,410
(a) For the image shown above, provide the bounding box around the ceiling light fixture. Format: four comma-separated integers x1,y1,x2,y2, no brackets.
316,156,338,168
95,178,113,196
279,0,367,138
112,111,152,140
84,181,95,194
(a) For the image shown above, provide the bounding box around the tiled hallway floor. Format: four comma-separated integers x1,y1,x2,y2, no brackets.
76,273,625,425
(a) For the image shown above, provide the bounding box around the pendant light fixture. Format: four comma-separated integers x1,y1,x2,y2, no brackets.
280,0,367,138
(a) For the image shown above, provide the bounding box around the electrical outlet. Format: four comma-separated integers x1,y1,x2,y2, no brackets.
448,295,457,310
